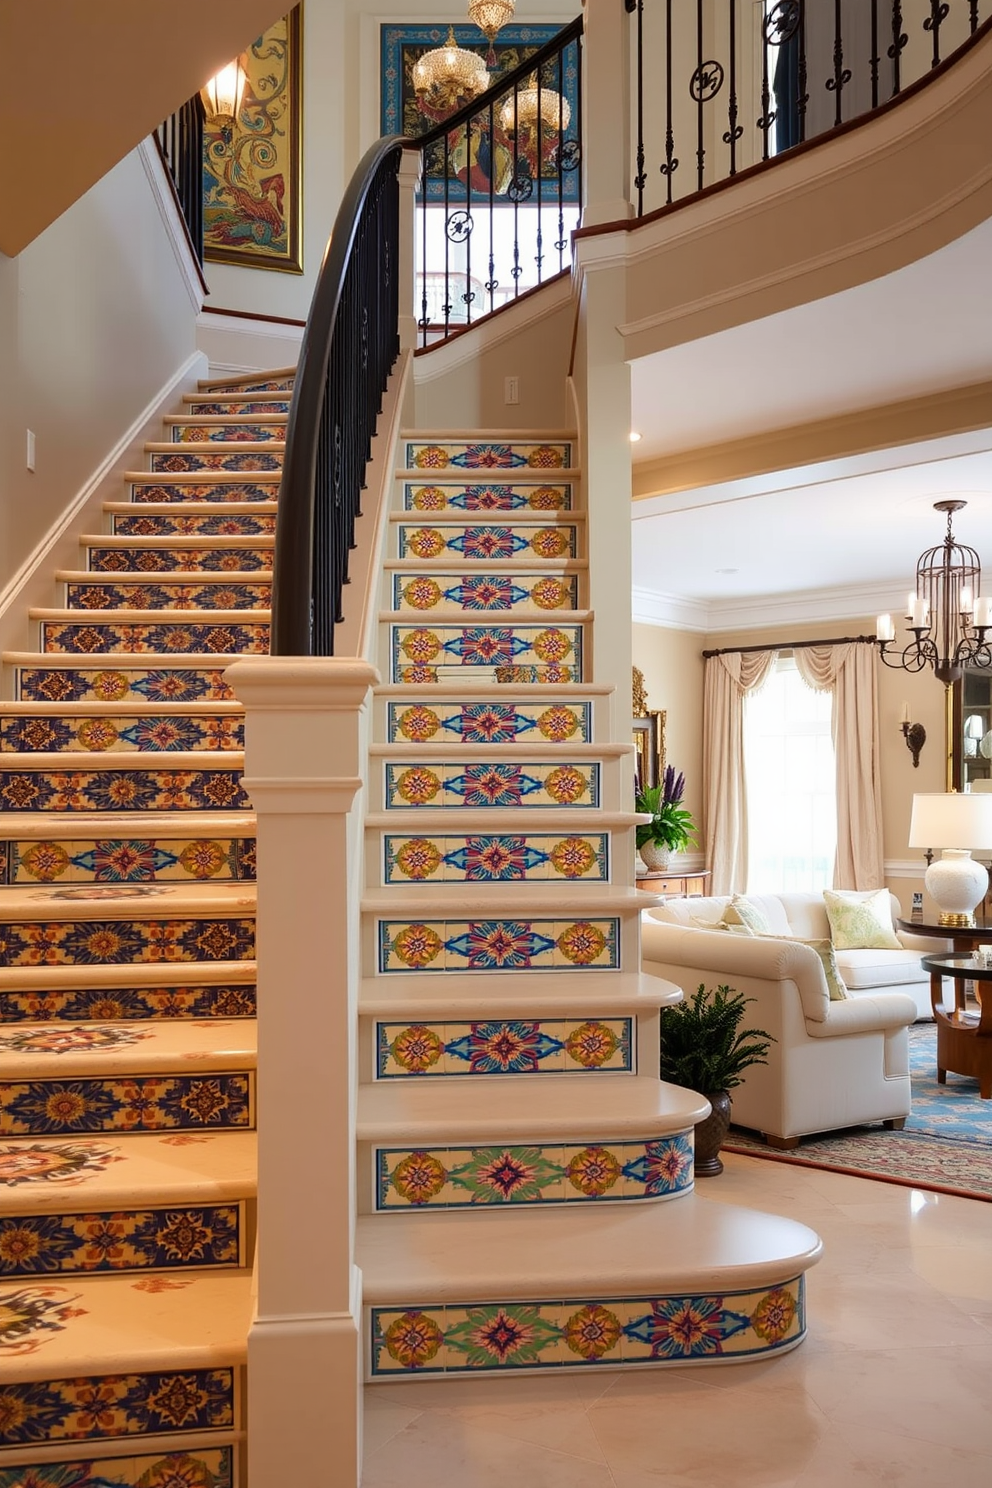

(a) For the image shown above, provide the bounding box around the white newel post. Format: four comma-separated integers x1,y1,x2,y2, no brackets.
581,0,633,227
227,656,377,1488
397,147,422,353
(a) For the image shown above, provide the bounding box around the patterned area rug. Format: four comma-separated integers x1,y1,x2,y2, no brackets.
724,1024,992,1201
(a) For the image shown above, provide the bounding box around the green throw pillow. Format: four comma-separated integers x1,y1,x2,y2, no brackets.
725,895,772,934
757,933,849,1000
691,913,754,936
823,888,901,951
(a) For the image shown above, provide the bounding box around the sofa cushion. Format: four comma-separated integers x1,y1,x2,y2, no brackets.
650,895,792,935
757,934,849,1000
726,894,772,933
834,947,929,990
824,888,902,950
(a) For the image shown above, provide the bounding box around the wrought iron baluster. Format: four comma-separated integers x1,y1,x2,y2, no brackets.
969,0,979,34
536,71,544,279
464,111,474,324
797,0,808,142
826,0,852,125
632,0,645,215
723,0,742,174
889,0,908,95
694,0,705,190
757,4,774,161
555,49,566,265
419,167,429,348
870,0,880,108
924,0,950,68
511,82,522,292
443,131,451,337
660,0,678,200
486,98,497,314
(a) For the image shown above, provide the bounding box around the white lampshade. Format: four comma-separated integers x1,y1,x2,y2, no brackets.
909,792,992,926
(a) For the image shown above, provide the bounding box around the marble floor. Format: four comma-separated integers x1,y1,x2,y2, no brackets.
362,1152,992,1486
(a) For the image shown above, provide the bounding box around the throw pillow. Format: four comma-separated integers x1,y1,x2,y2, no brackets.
823,888,901,951
690,913,754,936
758,933,849,1000
724,894,772,934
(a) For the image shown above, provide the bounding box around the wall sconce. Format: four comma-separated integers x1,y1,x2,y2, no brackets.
201,58,248,124
901,713,926,768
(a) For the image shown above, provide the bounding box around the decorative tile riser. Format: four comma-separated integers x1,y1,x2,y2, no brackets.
385,699,592,746
392,573,579,614
171,423,285,442
128,482,278,504
0,918,255,967
404,441,573,470
150,450,283,474
371,1134,693,1211
88,546,273,570
40,622,269,655
390,624,583,684
0,1200,246,1276
382,760,599,811
376,917,620,974
0,715,244,753
1,837,255,887
381,832,608,884
15,669,237,705
211,376,293,390
369,1278,805,1377
0,770,248,813
0,1359,237,1446
0,1073,253,1134
113,513,276,536
0,1448,237,1487
188,399,291,414
375,1017,633,1078
396,523,579,562
403,481,573,512
0,984,256,1022
65,582,271,611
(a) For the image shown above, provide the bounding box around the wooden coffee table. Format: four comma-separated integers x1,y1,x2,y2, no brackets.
896,917,992,954
921,955,992,1100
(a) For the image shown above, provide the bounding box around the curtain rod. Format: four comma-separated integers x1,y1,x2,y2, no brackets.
701,634,877,659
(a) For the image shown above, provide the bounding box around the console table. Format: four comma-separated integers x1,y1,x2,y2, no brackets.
920,954,992,1100
635,870,710,899
897,917,989,953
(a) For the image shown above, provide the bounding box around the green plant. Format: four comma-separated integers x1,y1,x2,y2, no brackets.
659,983,774,1093
635,765,697,853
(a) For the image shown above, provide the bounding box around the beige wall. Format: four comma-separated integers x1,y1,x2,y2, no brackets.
632,621,705,837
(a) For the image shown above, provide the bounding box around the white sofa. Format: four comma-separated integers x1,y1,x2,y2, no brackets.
641,891,948,1147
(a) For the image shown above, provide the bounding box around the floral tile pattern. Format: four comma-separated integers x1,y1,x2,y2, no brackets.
0,1202,243,1275
0,1141,121,1188
376,1017,633,1077
392,573,578,614
0,1447,234,1488
0,917,255,967
113,513,276,537
0,1364,235,1443
390,624,583,684
87,547,272,572
65,582,271,611
1,837,255,886
189,399,291,415
129,481,278,504
382,833,608,884
150,450,282,474
0,1284,84,1356
40,622,270,656
404,441,572,469
15,670,237,705
0,1075,253,1135
0,769,249,813
172,423,285,443
403,482,573,511
376,1134,693,1209
0,1026,152,1055
0,714,244,754
370,1278,805,1376
377,918,620,973
386,699,591,746
383,761,599,810
396,523,579,562
0,985,256,1022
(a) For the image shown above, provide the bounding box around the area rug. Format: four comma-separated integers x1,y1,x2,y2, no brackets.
723,1024,992,1201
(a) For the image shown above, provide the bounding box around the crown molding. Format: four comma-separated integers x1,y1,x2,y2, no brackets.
632,578,913,634
632,587,710,631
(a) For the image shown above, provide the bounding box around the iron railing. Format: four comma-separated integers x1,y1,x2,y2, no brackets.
271,139,403,656
628,0,991,217
155,97,206,265
412,18,583,347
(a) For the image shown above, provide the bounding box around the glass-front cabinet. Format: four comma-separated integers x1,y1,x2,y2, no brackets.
952,670,992,791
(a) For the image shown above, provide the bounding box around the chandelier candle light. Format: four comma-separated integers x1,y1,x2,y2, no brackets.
908,792,992,927
467,0,517,67
877,501,992,686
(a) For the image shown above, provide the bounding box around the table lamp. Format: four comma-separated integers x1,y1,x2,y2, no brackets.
908,792,992,926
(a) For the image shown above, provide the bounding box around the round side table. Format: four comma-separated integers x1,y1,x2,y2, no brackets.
920,955,992,1100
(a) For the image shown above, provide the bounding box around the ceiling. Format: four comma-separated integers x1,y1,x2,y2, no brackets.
629,218,992,633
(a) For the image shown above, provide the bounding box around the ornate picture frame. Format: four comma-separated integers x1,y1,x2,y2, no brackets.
632,667,666,791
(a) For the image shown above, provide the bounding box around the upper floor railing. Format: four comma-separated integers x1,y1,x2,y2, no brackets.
155,97,206,266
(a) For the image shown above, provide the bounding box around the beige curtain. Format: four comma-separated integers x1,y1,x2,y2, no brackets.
793,643,884,889
703,650,775,894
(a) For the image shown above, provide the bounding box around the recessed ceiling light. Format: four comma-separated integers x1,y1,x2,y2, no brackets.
629,431,642,442
716,568,738,574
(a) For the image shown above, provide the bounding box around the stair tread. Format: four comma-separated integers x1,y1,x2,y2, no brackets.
0,881,255,921
0,811,254,837
198,365,296,389
0,962,256,991
368,742,629,760
399,429,578,439
0,1129,256,1213
0,1018,255,1078
58,571,271,582
144,442,284,454
365,809,644,828
389,510,584,523
0,1268,252,1383
3,751,243,768
357,1202,823,1305
31,608,271,622
362,886,661,914
83,534,276,545
360,971,682,1016
374,683,614,699
358,1074,708,1142
162,414,287,425
384,558,588,572
0,702,245,716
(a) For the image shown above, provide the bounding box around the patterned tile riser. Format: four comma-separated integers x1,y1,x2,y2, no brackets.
112,513,277,536
150,451,283,474
369,1134,694,1212
0,918,255,968
65,582,271,611
15,669,238,705
392,572,580,615
0,837,256,887
170,423,285,443
0,1200,246,1276
0,715,244,754
383,698,594,746
0,1358,239,1446
404,441,573,470
0,1448,236,1488
368,1278,805,1377
40,621,270,656
389,623,584,685
395,522,581,563
375,917,621,974
0,984,256,1022
0,1074,254,1135
402,481,573,512
374,1017,633,1078
87,546,273,571
128,482,278,504
381,760,601,812
380,832,609,885
0,769,249,813
188,399,291,414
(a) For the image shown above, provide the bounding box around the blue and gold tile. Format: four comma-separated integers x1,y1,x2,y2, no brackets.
0,713,244,754
149,449,282,474
171,422,285,443
386,699,592,746
0,1448,235,1487
2,836,255,886
0,768,249,813
0,1074,254,1135
87,545,273,572
396,522,579,562
66,581,271,611
113,512,276,537
390,623,583,683
188,398,291,415
15,667,237,705
384,759,599,810
375,1017,633,1077
377,917,619,974
0,1202,244,1275
403,481,573,511
0,983,256,1022
0,1358,237,1444
404,440,572,470
383,833,607,884
392,573,578,614
41,620,270,655
129,480,279,504
0,916,256,967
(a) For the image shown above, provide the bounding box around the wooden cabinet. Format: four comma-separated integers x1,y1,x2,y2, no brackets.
635,870,710,898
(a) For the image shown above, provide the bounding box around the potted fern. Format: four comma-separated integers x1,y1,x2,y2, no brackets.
635,765,697,872
659,984,774,1176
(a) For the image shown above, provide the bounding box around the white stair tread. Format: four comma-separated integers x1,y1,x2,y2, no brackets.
57,570,271,583
365,809,645,829
358,1074,708,1143
163,413,287,425
368,741,628,760
358,1201,823,1305
388,510,584,524
399,428,577,439
31,608,271,623
102,502,279,517
123,470,281,483
82,533,275,546
0,1130,256,1213
0,701,246,717
144,442,283,455
0,1019,255,1078
363,886,661,915
0,881,255,921
0,962,256,992
395,469,581,483
384,558,587,572
360,970,681,1017
5,651,247,668
199,366,296,390
0,812,254,838
4,752,244,774
0,1269,252,1383
373,682,614,700
378,608,592,624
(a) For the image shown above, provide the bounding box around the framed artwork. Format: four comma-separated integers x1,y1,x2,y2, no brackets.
379,22,580,203
203,6,303,273
632,667,666,791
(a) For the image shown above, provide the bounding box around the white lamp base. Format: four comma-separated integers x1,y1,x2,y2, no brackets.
924,849,989,927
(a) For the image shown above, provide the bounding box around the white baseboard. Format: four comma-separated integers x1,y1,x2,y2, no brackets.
0,350,208,658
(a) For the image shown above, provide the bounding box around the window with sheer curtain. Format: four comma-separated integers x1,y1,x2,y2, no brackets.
744,655,836,893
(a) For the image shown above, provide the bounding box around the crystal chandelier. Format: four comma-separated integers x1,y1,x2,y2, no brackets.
467,0,516,67
499,86,571,135
412,26,489,116
876,501,992,686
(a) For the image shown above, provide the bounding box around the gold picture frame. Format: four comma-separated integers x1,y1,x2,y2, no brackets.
632,667,666,790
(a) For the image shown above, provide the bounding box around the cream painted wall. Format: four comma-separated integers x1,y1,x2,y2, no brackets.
632,621,705,839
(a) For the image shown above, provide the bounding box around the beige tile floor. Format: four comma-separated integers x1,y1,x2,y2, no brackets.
362,1152,992,1486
